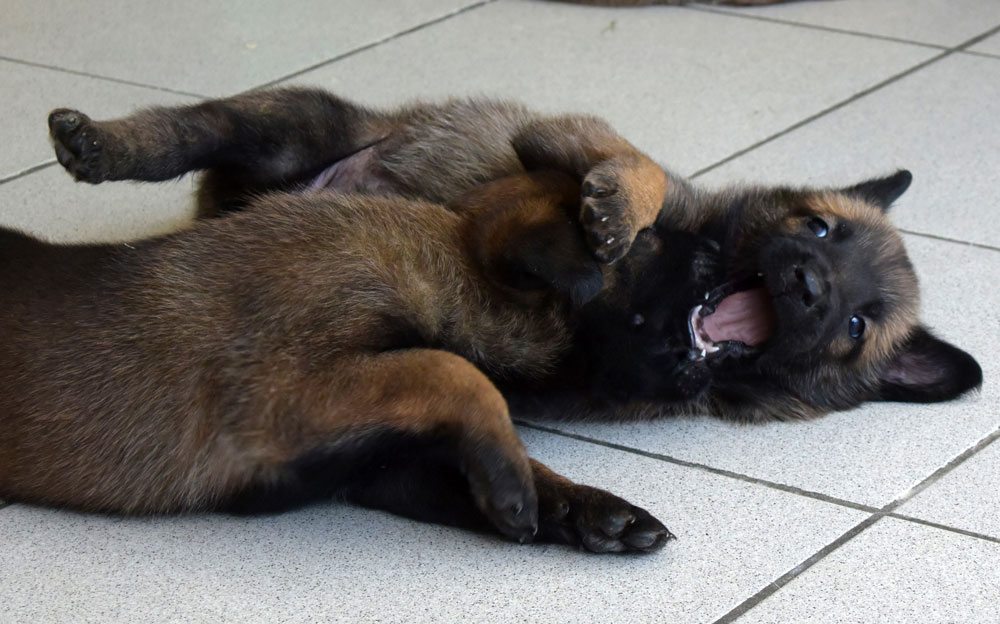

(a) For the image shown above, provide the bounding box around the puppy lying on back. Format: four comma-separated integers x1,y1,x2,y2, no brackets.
0,168,676,552
46,87,983,425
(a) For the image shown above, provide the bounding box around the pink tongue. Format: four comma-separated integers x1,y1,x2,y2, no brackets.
701,288,775,346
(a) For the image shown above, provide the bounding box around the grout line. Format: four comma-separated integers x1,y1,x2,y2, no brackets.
0,55,207,99
900,229,1000,254
686,5,949,52
516,420,880,513
689,22,1000,180
713,514,883,624
713,424,1000,623
688,51,948,179
877,426,1000,513
887,513,1000,546
256,0,496,89
961,49,1000,61
0,160,58,186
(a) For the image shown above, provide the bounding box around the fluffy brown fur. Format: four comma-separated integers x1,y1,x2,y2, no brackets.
4,106,675,552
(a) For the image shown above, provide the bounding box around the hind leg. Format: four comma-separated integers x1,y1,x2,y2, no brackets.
47,87,387,189
231,349,539,542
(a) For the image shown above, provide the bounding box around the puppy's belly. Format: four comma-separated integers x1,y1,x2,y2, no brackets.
306,146,396,195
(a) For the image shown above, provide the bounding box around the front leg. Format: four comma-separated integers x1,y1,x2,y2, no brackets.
512,115,667,263
345,456,672,553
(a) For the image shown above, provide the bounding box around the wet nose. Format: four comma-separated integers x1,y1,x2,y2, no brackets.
794,265,827,307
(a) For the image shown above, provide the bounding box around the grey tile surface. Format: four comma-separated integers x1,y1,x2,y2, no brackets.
0,59,194,180
899,438,1000,539
0,430,866,624
710,0,1000,47
0,165,196,243
0,0,479,96
699,53,1000,249
289,0,935,175
738,518,1000,624
969,32,1000,56
547,234,999,508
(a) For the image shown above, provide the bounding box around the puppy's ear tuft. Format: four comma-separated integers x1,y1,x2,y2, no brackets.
842,169,913,212
874,326,982,403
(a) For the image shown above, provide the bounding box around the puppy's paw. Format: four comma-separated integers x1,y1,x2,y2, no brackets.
580,156,667,264
48,109,112,183
538,481,673,553
463,442,539,544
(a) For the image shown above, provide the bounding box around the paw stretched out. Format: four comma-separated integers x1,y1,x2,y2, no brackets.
48,108,112,183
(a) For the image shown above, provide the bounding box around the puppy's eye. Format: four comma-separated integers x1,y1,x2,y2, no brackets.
807,217,830,238
848,315,866,339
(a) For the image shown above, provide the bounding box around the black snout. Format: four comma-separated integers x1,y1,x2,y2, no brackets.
794,265,827,308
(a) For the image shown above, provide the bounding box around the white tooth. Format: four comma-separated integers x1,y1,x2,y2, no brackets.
600,216,609,223
704,292,710,300
701,349,707,358
605,236,615,245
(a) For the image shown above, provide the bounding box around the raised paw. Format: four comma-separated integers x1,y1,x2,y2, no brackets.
579,156,667,265
537,481,673,553
48,108,111,183
463,443,539,544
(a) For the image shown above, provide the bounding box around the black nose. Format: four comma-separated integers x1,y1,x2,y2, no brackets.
794,265,827,307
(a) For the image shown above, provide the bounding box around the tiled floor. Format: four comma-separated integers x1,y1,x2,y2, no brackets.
1,1,997,622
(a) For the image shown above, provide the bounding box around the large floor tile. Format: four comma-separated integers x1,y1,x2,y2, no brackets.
898,438,1000,539
699,53,1000,249
288,0,934,175
738,518,1000,624
0,430,866,624
0,0,478,96
0,166,195,243
545,235,999,508
0,60,194,180
969,32,1000,56
710,0,1000,47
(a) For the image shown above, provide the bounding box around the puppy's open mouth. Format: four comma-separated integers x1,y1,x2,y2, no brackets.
688,276,776,360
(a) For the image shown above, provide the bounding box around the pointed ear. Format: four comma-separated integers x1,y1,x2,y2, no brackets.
875,326,982,403
842,169,913,212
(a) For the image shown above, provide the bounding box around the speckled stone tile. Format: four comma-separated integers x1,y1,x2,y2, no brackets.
0,0,480,96
899,438,1000,539
737,518,1000,624
545,234,998,508
288,0,934,176
0,59,194,180
0,430,867,624
0,165,195,243
697,53,1000,249
709,0,1000,47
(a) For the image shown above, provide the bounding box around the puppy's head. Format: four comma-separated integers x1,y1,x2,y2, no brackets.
630,170,982,419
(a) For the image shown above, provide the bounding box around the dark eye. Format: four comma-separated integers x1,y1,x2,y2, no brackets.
848,315,866,339
807,217,829,238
